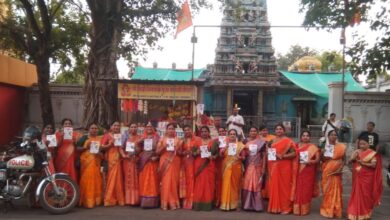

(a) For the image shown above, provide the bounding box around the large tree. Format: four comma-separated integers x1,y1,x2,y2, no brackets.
0,0,88,126
83,0,211,127
276,44,318,70
300,0,389,79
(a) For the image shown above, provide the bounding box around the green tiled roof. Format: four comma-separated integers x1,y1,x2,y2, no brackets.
280,71,366,98
132,67,205,81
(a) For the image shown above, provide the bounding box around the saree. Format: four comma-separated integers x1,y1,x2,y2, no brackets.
213,138,224,207
347,149,383,220
122,134,142,205
260,134,275,199
193,140,217,211
320,143,346,218
79,136,103,208
139,135,160,208
242,138,266,212
180,136,200,209
54,130,80,183
158,137,181,210
267,137,298,214
220,141,244,211
101,133,125,206
293,143,319,215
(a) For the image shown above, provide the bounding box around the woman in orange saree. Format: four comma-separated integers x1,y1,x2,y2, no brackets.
79,123,103,208
320,130,346,218
120,123,142,206
214,127,227,208
193,126,217,211
242,126,266,212
101,121,125,206
347,137,383,220
138,122,160,208
55,118,80,183
157,123,183,210
258,125,275,199
267,123,297,214
293,130,320,215
219,129,245,211
180,125,200,209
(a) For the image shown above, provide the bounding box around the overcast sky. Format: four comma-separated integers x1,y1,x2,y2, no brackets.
117,0,382,77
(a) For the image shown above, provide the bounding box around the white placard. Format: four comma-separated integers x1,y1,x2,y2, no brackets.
200,145,211,158
324,144,334,158
249,144,258,156
218,136,226,148
197,104,205,115
176,128,184,139
46,134,57,147
228,143,237,156
63,127,73,140
299,151,309,164
113,134,122,146
120,126,129,135
144,139,153,151
157,129,166,137
90,141,100,154
137,127,145,136
166,138,175,151
126,142,135,153
268,148,277,161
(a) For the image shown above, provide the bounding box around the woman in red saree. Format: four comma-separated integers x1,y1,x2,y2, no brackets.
193,126,217,211
120,123,141,206
138,122,160,208
41,124,56,173
101,121,125,206
293,130,320,215
220,129,245,211
157,123,183,210
55,118,80,183
267,123,297,214
79,123,103,208
214,127,227,208
320,130,346,218
180,125,200,209
347,136,383,220
242,126,266,212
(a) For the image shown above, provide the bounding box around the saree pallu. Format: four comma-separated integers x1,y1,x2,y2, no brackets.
122,158,139,205
267,137,297,214
220,142,244,211
54,131,79,183
320,143,346,218
293,143,319,215
79,136,103,208
242,139,266,212
347,150,383,220
193,141,216,211
158,137,181,210
101,134,125,206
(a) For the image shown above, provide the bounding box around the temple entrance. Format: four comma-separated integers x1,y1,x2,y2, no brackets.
295,101,314,128
232,90,258,116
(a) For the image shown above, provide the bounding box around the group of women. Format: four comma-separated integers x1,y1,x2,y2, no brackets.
40,118,383,219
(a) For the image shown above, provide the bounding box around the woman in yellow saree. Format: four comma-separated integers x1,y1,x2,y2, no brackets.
219,129,245,211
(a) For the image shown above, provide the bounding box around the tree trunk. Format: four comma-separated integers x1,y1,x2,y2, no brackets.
83,0,123,128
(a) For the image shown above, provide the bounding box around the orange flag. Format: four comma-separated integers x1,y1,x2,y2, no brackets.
174,1,193,39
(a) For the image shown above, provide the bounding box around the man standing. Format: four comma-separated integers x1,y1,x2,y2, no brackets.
357,122,380,151
322,113,340,137
226,106,245,139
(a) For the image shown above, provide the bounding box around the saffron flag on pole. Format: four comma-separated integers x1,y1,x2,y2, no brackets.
174,1,193,39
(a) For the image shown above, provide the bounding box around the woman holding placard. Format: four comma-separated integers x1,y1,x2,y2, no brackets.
41,124,56,173
193,126,218,211
293,130,320,215
55,118,80,183
242,126,266,212
138,122,160,208
213,127,227,208
101,121,125,206
219,129,245,211
156,123,183,210
267,123,297,214
120,123,142,206
320,130,346,218
78,123,103,208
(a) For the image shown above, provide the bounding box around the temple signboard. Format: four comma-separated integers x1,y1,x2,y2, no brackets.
118,83,197,101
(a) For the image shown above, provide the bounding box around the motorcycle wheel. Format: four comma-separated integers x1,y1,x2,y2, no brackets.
38,175,80,214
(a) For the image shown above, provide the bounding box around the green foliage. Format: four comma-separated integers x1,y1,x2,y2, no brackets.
316,51,344,72
276,44,318,70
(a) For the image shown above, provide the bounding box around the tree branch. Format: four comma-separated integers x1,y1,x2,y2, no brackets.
18,0,43,39
50,0,67,20
37,0,51,38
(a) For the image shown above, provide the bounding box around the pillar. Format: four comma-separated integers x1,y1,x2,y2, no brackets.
328,82,345,118
227,88,232,116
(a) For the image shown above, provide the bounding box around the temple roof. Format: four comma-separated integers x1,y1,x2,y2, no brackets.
131,66,205,81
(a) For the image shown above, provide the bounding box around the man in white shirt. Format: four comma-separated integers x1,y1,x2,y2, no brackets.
226,107,245,139
321,113,340,145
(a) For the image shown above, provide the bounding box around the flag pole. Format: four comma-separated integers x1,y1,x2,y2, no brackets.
191,26,197,81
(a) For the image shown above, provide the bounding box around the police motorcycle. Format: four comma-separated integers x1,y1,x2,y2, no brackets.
0,126,79,214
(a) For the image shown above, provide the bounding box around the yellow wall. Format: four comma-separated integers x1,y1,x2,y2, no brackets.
0,54,37,87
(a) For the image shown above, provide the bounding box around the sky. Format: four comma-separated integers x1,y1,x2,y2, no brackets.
117,0,382,78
